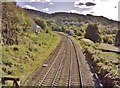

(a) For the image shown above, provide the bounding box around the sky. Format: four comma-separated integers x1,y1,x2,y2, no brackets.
15,0,120,21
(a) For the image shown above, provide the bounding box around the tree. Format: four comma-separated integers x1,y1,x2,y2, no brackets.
85,23,101,43
115,30,120,47
34,17,47,30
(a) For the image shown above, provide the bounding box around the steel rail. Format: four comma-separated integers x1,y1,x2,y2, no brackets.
70,38,84,88
64,35,84,88
68,38,73,88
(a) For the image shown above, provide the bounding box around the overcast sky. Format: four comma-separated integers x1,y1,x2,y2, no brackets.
15,0,120,21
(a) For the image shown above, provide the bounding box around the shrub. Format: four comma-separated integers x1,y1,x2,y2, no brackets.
28,44,37,52
46,29,49,33
85,23,101,43
2,2,32,45
34,17,48,30
2,59,13,67
115,30,120,47
13,45,19,51
103,35,114,44
2,66,14,75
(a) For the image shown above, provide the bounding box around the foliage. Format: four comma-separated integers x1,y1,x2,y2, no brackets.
102,35,115,44
115,30,120,47
85,23,101,43
2,32,60,77
2,2,32,45
1,2,60,83
74,34,120,87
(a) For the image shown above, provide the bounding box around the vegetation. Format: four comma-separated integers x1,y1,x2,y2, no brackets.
40,11,120,87
73,35,119,87
1,2,120,87
2,2,32,45
115,30,120,47
1,2,60,84
2,32,60,81
25,9,120,87
34,17,50,33
85,23,101,43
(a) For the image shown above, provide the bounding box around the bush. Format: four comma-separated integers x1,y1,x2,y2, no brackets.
76,31,82,36
13,45,19,51
46,29,49,33
28,44,37,52
2,59,13,67
34,17,47,29
115,30,120,47
27,50,33,58
2,2,32,45
85,23,101,43
19,55,30,63
103,35,114,44
2,66,14,75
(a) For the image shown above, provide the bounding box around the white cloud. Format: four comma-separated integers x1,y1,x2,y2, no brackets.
74,0,120,21
90,0,119,20
29,0,51,2
67,10,81,14
42,8,49,12
49,2,54,5
24,5,38,10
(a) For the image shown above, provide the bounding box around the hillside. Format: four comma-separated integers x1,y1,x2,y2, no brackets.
25,9,119,45
25,9,119,29
1,2,60,84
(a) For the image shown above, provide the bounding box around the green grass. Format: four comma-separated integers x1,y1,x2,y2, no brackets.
2,32,60,83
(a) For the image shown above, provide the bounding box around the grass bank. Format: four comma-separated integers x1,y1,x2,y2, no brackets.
2,31,60,84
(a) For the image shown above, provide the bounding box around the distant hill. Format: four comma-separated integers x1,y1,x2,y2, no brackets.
24,8,120,45
25,8,119,28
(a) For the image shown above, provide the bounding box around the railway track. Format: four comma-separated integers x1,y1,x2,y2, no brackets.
22,33,95,87
68,37,83,87
37,37,67,87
